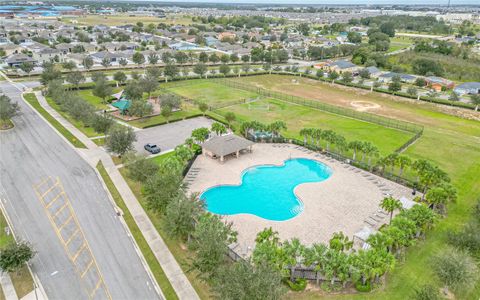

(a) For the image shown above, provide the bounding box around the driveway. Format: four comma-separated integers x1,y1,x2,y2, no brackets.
134,117,214,155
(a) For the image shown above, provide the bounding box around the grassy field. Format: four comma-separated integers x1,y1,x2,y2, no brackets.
119,165,213,300
218,98,412,155
230,75,480,299
96,162,178,300
163,80,259,107
23,93,86,148
63,14,173,26
161,79,413,155
149,151,176,165
62,13,196,27
128,103,202,128
0,211,34,299
76,88,121,111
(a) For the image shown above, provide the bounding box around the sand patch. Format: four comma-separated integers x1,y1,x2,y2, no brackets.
350,101,381,112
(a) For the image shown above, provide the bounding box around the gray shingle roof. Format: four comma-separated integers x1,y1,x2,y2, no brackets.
202,134,254,157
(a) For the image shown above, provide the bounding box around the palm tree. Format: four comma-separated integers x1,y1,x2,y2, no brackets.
412,159,432,183
425,186,448,213
376,157,388,175
268,121,287,138
211,122,227,136
396,155,412,177
312,128,323,148
303,243,328,285
334,135,347,155
384,153,399,173
419,166,449,199
365,144,379,168
348,141,363,161
360,141,371,163
380,196,402,224
283,238,306,281
329,232,353,252
299,128,309,146
322,130,336,152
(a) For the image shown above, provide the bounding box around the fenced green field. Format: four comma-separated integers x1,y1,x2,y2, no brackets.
159,79,417,155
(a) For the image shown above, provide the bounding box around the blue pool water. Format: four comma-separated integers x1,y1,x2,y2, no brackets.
200,158,332,221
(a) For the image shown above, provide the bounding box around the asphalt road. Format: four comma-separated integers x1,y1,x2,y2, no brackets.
134,116,213,155
0,81,160,300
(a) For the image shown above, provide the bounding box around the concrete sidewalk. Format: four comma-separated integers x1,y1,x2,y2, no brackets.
31,92,199,300
1,273,18,300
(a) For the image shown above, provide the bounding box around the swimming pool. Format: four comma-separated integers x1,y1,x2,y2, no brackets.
200,158,332,221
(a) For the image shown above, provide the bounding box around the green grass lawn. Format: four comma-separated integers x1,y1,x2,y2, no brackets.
128,104,202,128
149,151,176,165
0,212,34,299
218,98,413,156
387,42,410,53
96,162,178,300
163,80,258,107
23,93,86,148
76,89,120,110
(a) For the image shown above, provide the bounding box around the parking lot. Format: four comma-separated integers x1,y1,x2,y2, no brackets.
134,117,214,155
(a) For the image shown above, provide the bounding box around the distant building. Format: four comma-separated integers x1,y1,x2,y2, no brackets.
378,72,416,83
322,60,359,73
425,76,455,91
218,32,236,41
5,53,37,67
454,82,480,95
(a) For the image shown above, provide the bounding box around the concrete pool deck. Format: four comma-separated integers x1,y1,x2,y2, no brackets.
187,143,415,257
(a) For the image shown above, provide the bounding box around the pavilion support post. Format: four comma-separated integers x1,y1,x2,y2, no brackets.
236,150,239,158
220,155,224,162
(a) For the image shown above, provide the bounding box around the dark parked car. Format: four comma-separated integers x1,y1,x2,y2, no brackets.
144,143,161,154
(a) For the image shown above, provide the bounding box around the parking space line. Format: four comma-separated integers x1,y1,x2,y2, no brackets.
53,202,68,218
33,177,112,300
33,177,52,190
58,215,73,232
72,243,87,262
45,191,64,208
90,279,102,298
80,260,94,278
40,181,59,199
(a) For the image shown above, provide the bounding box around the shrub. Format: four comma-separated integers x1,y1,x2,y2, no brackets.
286,278,307,291
432,247,478,294
412,284,441,300
355,280,372,292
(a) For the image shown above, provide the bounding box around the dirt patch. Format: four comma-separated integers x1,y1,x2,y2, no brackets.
350,101,381,112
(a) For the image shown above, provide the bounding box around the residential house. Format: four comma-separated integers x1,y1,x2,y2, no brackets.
378,72,416,83
5,54,37,67
91,51,124,64
323,60,360,74
218,31,236,41
205,36,219,47
453,82,480,95
364,66,382,78
55,43,73,54
425,76,455,91
0,44,23,56
169,42,198,51
33,48,63,63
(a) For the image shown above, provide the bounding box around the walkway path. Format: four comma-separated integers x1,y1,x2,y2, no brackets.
31,92,198,300
1,273,18,300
